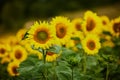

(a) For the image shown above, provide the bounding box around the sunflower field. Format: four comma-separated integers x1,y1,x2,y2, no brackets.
0,10,120,80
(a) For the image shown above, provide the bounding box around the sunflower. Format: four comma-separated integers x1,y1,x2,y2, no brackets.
100,16,110,32
28,21,56,49
50,16,72,45
81,34,101,55
7,61,20,76
10,45,27,62
110,17,120,37
0,44,9,58
82,11,102,35
71,18,83,33
46,51,60,62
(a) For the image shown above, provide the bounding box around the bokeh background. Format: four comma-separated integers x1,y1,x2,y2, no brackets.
0,0,120,36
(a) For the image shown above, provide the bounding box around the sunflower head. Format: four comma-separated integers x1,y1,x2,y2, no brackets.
28,21,56,49
10,45,27,62
7,61,20,76
71,18,83,33
100,16,110,32
81,34,101,55
0,44,9,58
50,16,72,45
110,17,120,37
82,11,102,35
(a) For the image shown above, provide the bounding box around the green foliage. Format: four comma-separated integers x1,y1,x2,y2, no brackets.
3,35,119,80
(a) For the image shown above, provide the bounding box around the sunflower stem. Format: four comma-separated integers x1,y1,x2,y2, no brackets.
71,67,74,80
106,64,109,80
53,61,57,80
83,53,86,74
43,49,47,80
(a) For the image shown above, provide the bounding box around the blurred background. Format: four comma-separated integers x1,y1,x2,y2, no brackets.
0,0,120,36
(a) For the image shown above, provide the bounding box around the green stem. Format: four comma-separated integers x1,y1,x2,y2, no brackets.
106,64,109,80
43,50,46,64
43,50,47,80
53,61,57,80
83,53,86,74
71,67,74,80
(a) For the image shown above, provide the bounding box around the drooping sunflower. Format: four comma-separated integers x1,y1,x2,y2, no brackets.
82,11,102,35
100,15,110,32
28,21,56,49
81,34,101,55
10,45,27,62
46,51,60,62
7,61,20,76
110,17,120,37
50,16,72,45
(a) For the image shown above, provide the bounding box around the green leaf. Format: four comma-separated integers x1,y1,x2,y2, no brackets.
86,56,97,69
56,65,72,80
48,45,62,54
17,55,42,79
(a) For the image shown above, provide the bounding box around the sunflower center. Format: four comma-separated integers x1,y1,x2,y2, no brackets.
102,20,107,25
12,66,18,74
0,48,6,54
86,18,95,31
56,23,67,38
35,30,49,44
87,40,96,50
15,50,22,59
113,22,120,33
76,23,81,31
46,52,54,56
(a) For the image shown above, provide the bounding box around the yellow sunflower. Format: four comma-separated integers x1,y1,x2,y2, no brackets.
71,18,83,33
110,17,120,37
0,44,9,58
100,15,110,32
7,61,20,76
10,45,27,62
82,11,102,35
46,51,60,62
50,16,72,45
81,34,101,55
28,21,56,49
